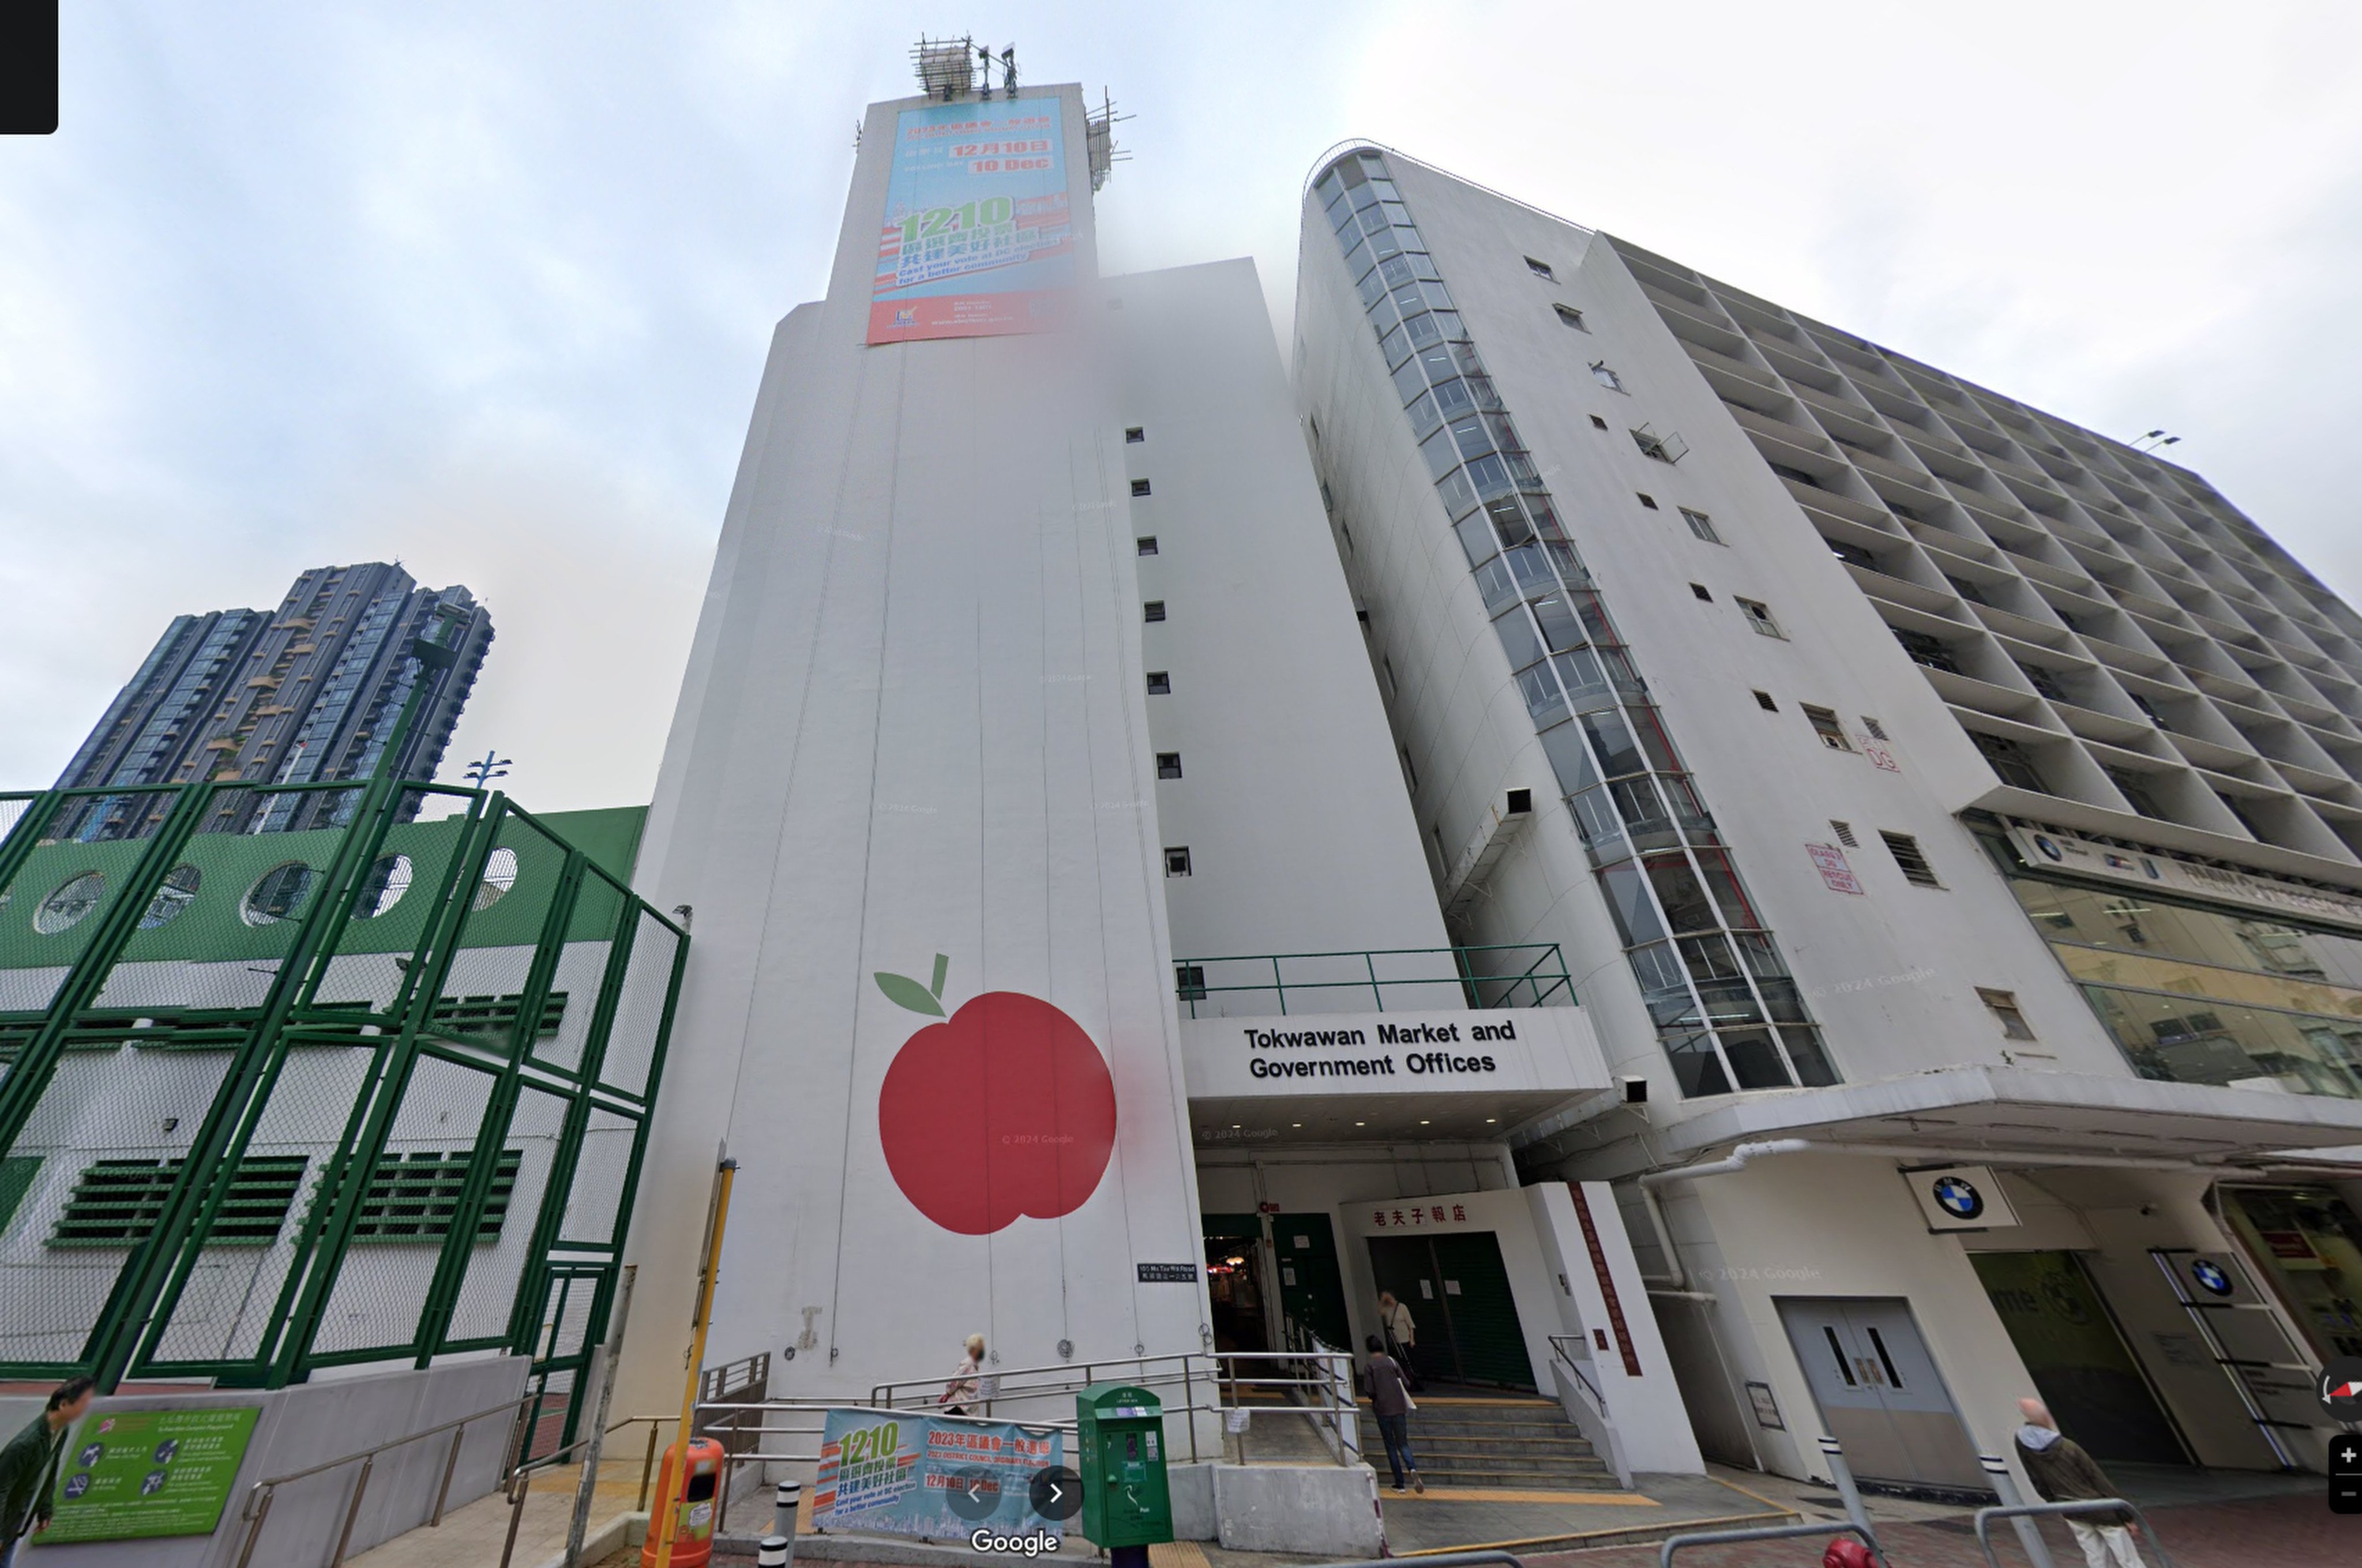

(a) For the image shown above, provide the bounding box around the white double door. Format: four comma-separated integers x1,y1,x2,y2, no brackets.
1776,1296,1986,1491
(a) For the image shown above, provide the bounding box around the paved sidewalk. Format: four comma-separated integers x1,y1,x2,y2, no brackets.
344,1461,643,1568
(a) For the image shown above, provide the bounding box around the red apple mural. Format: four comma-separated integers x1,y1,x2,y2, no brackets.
874,954,1118,1235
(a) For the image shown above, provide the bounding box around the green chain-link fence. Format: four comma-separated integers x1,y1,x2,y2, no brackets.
0,776,685,1453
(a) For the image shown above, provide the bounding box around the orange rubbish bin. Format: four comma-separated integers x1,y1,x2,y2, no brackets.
641,1436,727,1567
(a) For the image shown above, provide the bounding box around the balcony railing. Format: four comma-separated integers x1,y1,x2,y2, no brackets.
1173,943,1574,1018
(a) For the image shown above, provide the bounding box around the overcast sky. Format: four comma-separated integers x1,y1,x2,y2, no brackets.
5,3,2359,811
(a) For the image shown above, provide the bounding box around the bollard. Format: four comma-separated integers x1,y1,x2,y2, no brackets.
1814,1435,1880,1559
1980,1453,2058,1568
770,1480,802,1567
757,1537,791,1568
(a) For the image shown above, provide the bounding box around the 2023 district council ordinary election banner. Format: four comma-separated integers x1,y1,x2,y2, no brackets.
815,1407,1065,1539
868,96,1075,344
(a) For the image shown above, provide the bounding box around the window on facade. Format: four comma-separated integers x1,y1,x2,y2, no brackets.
2017,661,2067,701
1803,705,1852,750
1973,731,2047,792
1737,599,1785,638
1136,536,1158,556
2107,768,2165,818
1146,671,1171,694
2129,691,2169,729
1891,626,1958,672
1339,520,1355,552
1130,479,1151,497
1125,426,1145,443
1636,492,1659,510
1163,847,1192,877
1156,753,1184,780
1143,601,1166,623
1174,964,1207,1001
1591,362,1624,392
1828,539,1876,570
1976,987,2037,1041
1680,507,1721,543
1690,583,1713,602
1829,819,1858,847
1526,256,1556,280
1881,830,1942,888
1400,749,1418,791
1553,303,1586,330
1590,415,1610,431
2216,791,2267,839
1947,575,1991,607
1861,716,1889,741
1383,655,1399,699
1753,690,1778,712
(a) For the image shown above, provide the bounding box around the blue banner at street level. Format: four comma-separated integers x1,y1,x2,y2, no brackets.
814,1407,1063,1540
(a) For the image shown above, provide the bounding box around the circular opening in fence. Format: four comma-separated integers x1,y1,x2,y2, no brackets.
33,871,106,935
352,853,414,920
242,862,319,927
138,864,204,930
472,846,520,912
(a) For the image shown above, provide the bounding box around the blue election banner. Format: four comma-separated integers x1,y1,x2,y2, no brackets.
868,96,1074,344
814,1407,1062,1540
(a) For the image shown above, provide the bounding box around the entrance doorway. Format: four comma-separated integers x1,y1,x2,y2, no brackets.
1203,1216,1271,1352
1365,1231,1535,1389
1972,1251,2190,1465
1271,1214,1350,1352
1776,1296,1985,1492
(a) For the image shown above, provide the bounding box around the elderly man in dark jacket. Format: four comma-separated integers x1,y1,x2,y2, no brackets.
1,1378,95,1565
2014,1397,2145,1568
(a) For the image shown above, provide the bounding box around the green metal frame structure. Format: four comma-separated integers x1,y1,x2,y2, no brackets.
0,771,685,1452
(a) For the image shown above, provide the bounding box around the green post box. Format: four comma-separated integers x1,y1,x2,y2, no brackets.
1075,1383,1174,1549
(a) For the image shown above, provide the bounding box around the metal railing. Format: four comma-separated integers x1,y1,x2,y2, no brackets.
233,1392,534,1568
1174,943,1575,1017
490,1411,675,1568
1545,1333,1608,1420
1973,1498,2175,1568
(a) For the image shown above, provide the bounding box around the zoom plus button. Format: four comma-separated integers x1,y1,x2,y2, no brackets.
1030,1465,1083,1520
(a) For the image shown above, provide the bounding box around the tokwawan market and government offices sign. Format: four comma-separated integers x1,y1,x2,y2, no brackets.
1179,1007,1606,1110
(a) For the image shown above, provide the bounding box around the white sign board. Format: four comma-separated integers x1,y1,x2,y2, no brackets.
1905,1165,2019,1232
1178,1007,1600,1100
2008,824,2362,934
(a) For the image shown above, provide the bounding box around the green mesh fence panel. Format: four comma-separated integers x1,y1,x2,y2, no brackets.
559,1107,639,1248
599,911,678,1101
442,1085,569,1347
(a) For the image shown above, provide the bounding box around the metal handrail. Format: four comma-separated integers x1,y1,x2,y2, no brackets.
1973,1498,2175,1568
1174,943,1575,1016
234,1391,533,1568
493,1411,674,1568
1545,1334,1609,1417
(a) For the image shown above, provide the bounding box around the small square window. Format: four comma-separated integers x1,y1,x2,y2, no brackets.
1525,256,1556,280
1125,426,1145,443
1691,583,1713,603
1753,690,1779,712
1146,671,1171,694
1176,964,1207,1001
1737,598,1785,638
1638,493,1659,511
1591,362,1624,392
1137,536,1158,556
1680,507,1722,544
1861,716,1889,741
1828,819,1858,847
1131,479,1152,497
1143,600,1166,623
1163,847,1192,877
1880,830,1942,888
1553,303,1586,330
1976,987,2037,1040
1156,753,1184,780
1802,704,1852,751
1589,415,1609,431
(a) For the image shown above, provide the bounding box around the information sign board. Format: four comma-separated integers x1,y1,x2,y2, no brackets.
869,96,1075,344
45,1405,261,1543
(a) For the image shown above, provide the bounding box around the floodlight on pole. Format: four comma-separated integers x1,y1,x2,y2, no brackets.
2132,430,2181,453
463,750,513,788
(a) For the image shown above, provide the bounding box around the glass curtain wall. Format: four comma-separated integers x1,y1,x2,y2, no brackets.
1314,150,1837,1096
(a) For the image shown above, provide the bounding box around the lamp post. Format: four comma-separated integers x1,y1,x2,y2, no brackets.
463,750,512,788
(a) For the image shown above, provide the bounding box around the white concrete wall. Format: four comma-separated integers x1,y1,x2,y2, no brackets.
624,85,1211,1414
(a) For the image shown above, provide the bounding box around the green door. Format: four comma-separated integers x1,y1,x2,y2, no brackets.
1365,1231,1535,1389
1972,1251,2189,1465
1272,1214,1349,1351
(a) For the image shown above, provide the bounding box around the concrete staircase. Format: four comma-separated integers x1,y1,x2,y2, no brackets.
1358,1396,1620,1491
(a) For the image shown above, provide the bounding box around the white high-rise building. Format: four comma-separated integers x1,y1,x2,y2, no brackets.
1294,142,2362,1490
615,78,1692,1503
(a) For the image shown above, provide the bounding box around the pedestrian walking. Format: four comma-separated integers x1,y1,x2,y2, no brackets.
1377,1290,1424,1391
1364,1336,1422,1493
940,1333,986,1416
1,1377,95,1567
2014,1397,2147,1568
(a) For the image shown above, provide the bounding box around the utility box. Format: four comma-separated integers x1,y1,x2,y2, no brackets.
1075,1383,1173,1548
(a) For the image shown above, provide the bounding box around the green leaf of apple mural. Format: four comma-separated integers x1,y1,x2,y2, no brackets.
873,953,1120,1235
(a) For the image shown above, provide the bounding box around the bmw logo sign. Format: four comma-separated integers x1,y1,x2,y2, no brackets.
1932,1175,1985,1221
2190,1259,2235,1298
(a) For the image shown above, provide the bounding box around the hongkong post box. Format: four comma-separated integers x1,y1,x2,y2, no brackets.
1075,1383,1173,1548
